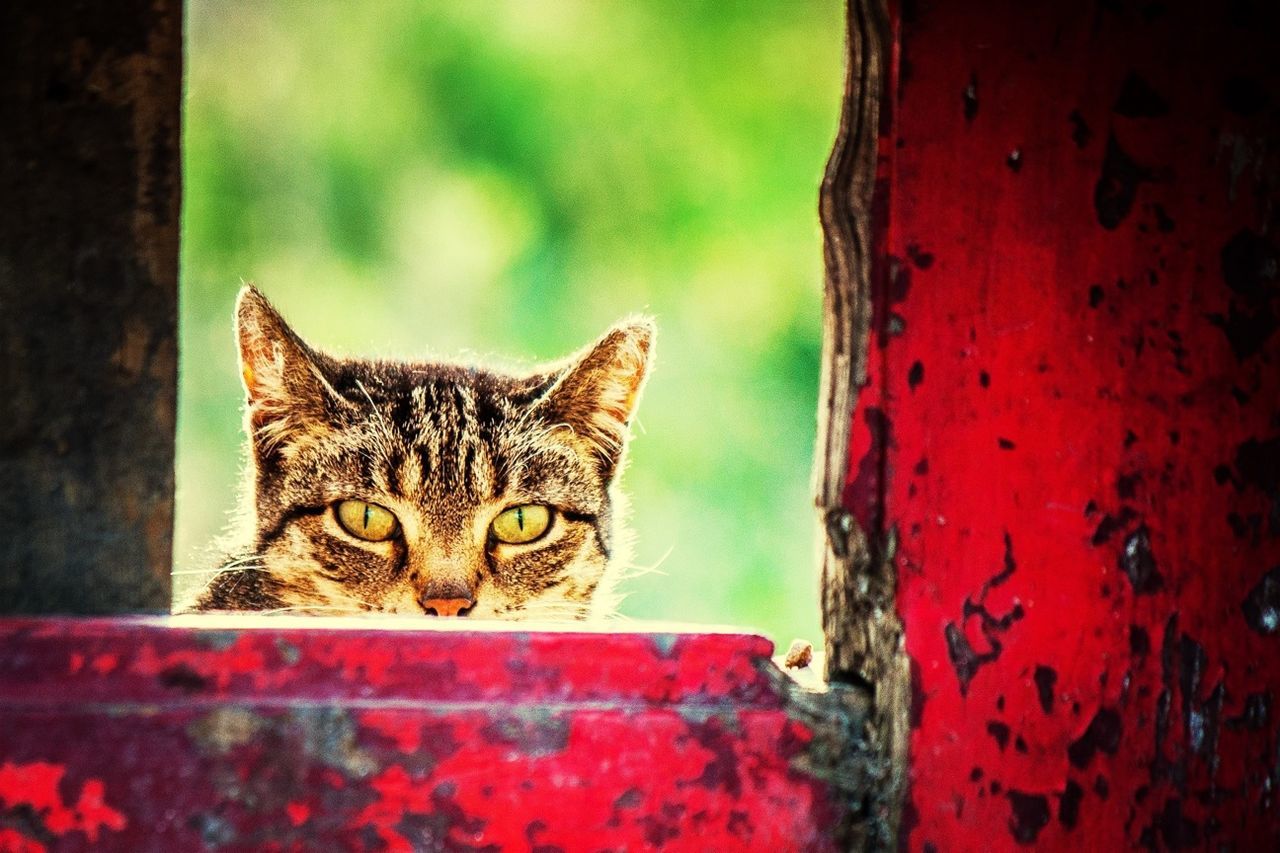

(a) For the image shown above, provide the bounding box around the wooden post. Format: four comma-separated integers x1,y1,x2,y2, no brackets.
816,0,910,848
867,0,1280,847
0,1,180,613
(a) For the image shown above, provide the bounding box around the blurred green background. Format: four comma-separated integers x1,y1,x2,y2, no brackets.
179,0,844,645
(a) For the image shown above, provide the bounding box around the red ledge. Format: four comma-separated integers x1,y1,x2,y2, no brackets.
0,616,783,708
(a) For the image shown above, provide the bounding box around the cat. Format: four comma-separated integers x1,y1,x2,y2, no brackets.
180,285,653,620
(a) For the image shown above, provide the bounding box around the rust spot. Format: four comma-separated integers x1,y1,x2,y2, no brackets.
1129,625,1151,656
1210,230,1279,359
1221,75,1269,116
908,361,925,391
187,812,236,847
687,718,742,797
481,714,570,757
1227,692,1270,730
1007,790,1050,844
293,708,377,778
963,73,979,121
1094,133,1151,230
1034,666,1057,714
1068,707,1122,768
1113,70,1170,118
1058,780,1083,829
187,708,265,754
906,243,935,269
1143,797,1200,848
1242,566,1280,634
159,663,208,693
945,623,983,695
1116,472,1142,500
613,788,643,810
1068,109,1092,148
1091,507,1136,546
1120,526,1163,595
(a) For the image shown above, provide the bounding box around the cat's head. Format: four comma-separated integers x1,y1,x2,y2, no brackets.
205,285,653,619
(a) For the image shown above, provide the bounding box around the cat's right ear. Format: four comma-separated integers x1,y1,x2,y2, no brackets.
535,318,656,476
235,285,341,450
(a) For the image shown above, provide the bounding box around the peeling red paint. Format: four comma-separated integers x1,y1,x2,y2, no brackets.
860,0,1280,848
89,653,119,675
350,711,824,850
0,762,126,844
359,710,424,754
131,632,272,693
0,828,46,853
0,618,841,848
3,619,778,709
284,801,310,827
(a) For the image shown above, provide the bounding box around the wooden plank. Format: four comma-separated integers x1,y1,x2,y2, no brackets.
0,617,874,849
0,0,180,612
816,0,909,847
862,0,1280,847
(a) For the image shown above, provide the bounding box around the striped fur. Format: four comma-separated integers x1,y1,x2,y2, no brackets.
182,286,653,620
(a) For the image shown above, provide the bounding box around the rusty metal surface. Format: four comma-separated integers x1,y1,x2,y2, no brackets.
0,618,856,850
852,0,1280,848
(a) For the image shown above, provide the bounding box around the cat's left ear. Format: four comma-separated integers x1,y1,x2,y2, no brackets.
537,318,655,474
235,284,347,452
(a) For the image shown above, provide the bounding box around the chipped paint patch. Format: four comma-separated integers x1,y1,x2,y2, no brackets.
0,762,126,843
188,707,265,754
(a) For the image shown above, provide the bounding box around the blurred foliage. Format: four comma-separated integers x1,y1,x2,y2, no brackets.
180,0,844,644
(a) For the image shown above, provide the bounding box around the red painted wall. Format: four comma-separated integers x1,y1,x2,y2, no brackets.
852,0,1280,848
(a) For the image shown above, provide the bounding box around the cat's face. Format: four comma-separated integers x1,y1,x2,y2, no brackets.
196,286,653,619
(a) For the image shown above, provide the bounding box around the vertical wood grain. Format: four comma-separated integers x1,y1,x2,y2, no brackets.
0,0,180,612
816,0,908,846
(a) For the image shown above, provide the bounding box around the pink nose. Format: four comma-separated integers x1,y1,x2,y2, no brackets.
423,598,473,617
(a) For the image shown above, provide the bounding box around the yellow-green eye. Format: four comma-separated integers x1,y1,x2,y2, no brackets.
335,500,399,541
490,505,552,545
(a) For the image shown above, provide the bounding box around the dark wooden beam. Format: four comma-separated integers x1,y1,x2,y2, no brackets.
0,0,180,613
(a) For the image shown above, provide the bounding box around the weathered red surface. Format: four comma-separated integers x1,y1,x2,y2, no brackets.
851,0,1280,848
0,617,839,850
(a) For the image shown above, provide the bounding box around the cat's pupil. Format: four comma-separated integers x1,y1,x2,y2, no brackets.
515,507,524,530
363,503,371,532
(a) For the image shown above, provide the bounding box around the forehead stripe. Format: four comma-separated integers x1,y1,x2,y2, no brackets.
258,504,327,551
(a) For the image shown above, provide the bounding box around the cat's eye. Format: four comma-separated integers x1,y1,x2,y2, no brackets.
490,505,552,545
335,500,400,541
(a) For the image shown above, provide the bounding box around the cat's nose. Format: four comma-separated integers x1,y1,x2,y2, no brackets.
422,597,473,617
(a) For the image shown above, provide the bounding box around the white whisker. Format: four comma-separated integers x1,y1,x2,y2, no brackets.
611,544,673,582
257,605,368,616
